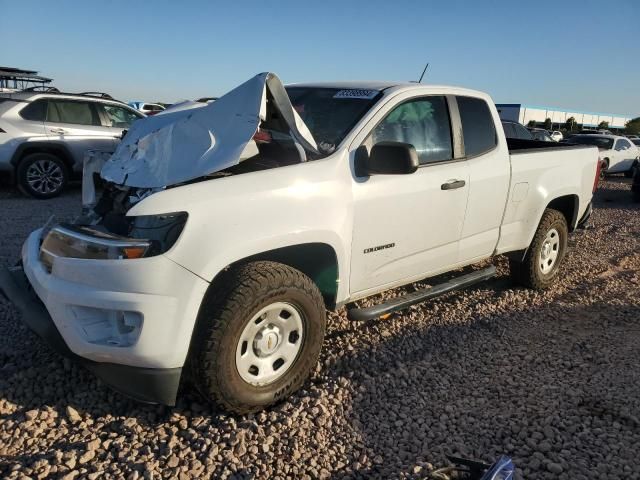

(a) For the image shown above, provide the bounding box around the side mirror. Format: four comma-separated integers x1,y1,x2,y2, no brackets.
356,142,419,176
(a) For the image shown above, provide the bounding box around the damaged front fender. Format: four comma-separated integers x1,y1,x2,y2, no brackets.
101,72,318,189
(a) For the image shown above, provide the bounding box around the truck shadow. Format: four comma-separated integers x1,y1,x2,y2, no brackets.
325,292,640,479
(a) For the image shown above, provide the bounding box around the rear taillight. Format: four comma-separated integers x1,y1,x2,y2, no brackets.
593,158,602,193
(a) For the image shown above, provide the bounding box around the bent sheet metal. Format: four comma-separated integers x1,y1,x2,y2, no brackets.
101,72,318,188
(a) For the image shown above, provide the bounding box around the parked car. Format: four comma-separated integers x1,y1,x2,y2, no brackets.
631,138,640,147
128,101,165,116
561,134,639,177
0,73,600,413
550,130,563,142
0,90,144,198
527,128,554,142
501,120,534,140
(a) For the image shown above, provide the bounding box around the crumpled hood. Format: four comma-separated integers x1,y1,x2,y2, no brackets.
101,72,318,188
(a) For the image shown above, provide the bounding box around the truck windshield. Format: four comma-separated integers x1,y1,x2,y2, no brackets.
286,87,381,153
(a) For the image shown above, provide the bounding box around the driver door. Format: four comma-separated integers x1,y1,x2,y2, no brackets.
349,95,470,295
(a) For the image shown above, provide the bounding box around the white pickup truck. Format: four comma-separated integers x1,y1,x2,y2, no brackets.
0,73,601,413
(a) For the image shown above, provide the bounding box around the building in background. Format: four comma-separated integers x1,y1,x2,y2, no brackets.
496,103,635,131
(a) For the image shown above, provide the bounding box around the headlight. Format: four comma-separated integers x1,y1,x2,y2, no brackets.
39,212,187,271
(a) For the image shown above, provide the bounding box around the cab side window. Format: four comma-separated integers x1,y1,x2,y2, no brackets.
367,96,453,164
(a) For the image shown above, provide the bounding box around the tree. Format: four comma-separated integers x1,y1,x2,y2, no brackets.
564,116,577,132
598,121,609,129
527,120,537,127
625,117,640,135
543,118,552,130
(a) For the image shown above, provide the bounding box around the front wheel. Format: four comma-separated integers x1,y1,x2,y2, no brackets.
509,209,568,290
190,261,326,414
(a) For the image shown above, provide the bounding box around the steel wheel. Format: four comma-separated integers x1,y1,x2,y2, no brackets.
539,227,560,274
235,301,304,386
25,159,65,195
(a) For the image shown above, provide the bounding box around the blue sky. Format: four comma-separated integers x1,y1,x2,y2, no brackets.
2,0,638,115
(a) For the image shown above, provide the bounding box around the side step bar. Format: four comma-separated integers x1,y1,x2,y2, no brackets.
347,265,496,321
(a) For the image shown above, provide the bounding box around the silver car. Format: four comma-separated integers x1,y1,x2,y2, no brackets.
0,89,144,198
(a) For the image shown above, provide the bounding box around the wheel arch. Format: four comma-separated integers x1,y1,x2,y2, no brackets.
546,194,579,232
507,194,579,263
209,243,340,310
11,142,75,174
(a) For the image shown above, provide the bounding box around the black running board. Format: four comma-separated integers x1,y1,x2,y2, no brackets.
347,265,496,321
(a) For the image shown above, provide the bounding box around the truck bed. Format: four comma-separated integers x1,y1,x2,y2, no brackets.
495,139,600,256
506,138,589,153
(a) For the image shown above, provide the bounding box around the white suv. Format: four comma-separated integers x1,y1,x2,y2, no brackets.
0,89,144,198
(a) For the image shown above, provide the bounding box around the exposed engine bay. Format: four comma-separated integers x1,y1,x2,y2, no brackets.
78,72,327,235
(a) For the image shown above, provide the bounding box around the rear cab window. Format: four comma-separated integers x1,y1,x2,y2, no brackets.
457,96,497,156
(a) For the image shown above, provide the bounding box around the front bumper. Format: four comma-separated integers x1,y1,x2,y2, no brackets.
0,266,181,405
0,228,210,405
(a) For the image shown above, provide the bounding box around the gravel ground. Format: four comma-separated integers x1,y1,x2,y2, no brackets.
0,178,639,479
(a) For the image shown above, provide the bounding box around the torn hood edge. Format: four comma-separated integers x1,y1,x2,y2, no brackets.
100,72,318,189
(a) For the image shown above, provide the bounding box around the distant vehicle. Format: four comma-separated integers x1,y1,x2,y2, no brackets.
627,135,639,139
0,89,144,198
562,134,639,177
527,128,554,142
549,130,563,142
128,101,165,116
501,120,533,140
578,129,613,135
631,138,640,147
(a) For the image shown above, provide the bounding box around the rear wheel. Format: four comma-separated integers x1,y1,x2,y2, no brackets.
509,209,568,290
190,261,326,414
17,152,68,199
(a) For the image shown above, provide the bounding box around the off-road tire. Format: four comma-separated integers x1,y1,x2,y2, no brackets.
190,261,326,414
17,152,69,199
509,208,568,290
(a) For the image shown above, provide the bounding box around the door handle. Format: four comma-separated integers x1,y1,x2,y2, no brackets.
441,179,466,190
49,128,67,135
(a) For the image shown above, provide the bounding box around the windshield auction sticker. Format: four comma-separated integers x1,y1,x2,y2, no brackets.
333,89,379,99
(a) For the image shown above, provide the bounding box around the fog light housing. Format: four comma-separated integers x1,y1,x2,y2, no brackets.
70,306,143,347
